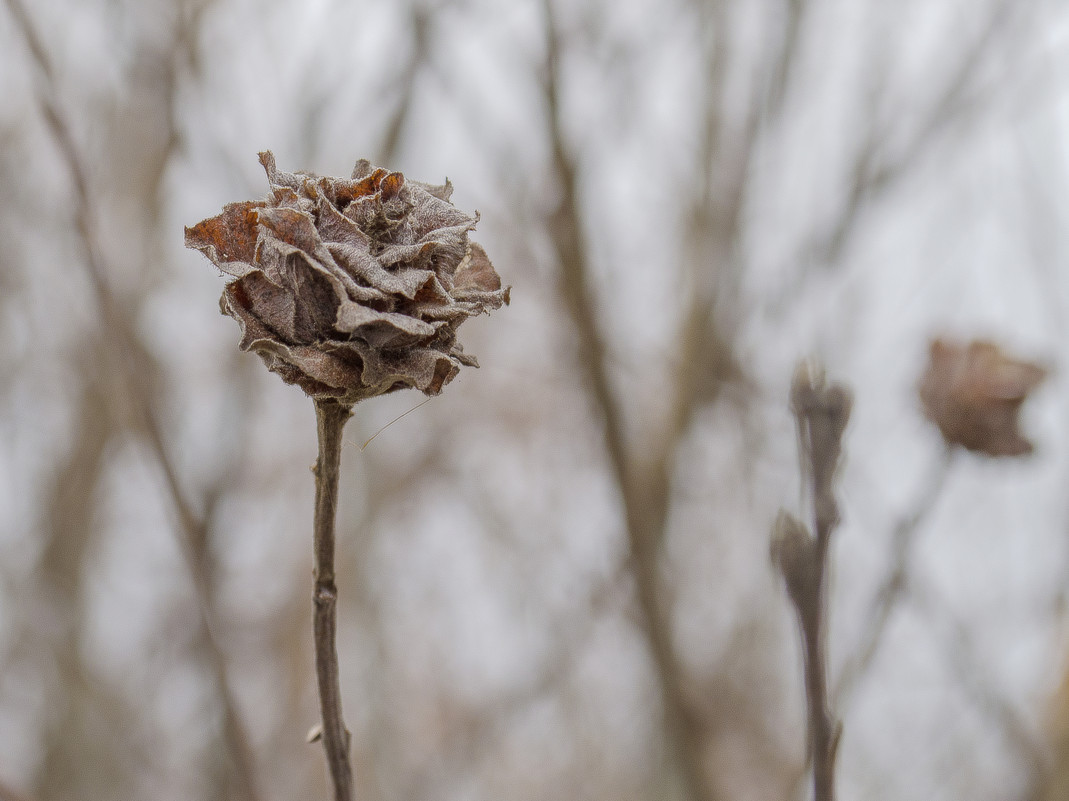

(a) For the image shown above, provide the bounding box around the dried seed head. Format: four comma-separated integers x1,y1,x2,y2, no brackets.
919,338,1046,457
790,362,852,520
186,152,510,405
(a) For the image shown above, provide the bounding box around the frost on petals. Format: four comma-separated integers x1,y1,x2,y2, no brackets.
186,152,509,405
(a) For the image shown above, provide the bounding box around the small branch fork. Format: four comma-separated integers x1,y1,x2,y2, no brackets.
312,400,355,801
833,447,954,712
772,364,852,801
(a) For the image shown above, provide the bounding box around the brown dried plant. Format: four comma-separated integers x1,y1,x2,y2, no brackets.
186,152,508,801
772,363,852,801
187,151,509,404
919,338,1046,458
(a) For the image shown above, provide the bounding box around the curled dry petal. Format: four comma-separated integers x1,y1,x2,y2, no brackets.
186,152,509,405
919,338,1046,457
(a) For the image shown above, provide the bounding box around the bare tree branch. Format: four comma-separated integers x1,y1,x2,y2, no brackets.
833,447,954,712
0,2,262,798
772,0,1019,310
911,575,1048,778
763,0,808,124
538,3,717,799
377,3,433,166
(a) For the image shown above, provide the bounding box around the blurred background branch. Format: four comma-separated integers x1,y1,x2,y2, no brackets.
0,0,1065,800
2,0,260,797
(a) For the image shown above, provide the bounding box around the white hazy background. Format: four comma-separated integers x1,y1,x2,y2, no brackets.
2,1,1069,800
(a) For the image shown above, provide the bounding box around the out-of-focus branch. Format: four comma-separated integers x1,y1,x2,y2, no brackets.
1029,659,1069,801
539,3,715,800
773,365,851,801
784,447,953,801
141,0,216,234
764,0,808,124
1,2,261,799
377,4,432,166
911,574,1048,779
671,0,811,440
29,372,128,797
833,446,954,711
538,1,816,795
406,552,633,801
869,0,1013,193
841,0,1012,259
540,5,629,495
774,0,1018,307
671,0,738,443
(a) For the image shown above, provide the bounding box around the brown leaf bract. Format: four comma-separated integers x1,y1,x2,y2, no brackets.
919,338,1046,457
186,152,509,404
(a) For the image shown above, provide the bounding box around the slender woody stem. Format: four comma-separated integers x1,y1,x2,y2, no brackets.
774,367,849,801
312,399,354,801
806,517,838,801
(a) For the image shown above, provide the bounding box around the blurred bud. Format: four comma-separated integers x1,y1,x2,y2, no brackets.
789,362,852,525
919,338,1046,457
186,152,510,405
771,510,818,613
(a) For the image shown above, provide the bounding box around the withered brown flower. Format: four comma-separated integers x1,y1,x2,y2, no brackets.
186,152,509,405
919,338,1046,457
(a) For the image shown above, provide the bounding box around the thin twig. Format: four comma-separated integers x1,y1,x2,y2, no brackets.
538,4,715,799
0,1,261,798
833,446,954,711
376,3,432,166
769,0,1018,314
773,365,851,801
312,399,355,801
830,0,1011,266
910,574,1048,778
406,553,633,801
763,0,808,125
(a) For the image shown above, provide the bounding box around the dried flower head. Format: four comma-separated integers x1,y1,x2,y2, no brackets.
919,338,1046,457
789,362,852,533
185,152,509,405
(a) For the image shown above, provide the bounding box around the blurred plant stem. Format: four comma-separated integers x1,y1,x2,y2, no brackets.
312,400,355,801
773,365,851,801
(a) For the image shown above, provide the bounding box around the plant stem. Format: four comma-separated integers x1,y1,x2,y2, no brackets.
312,399,355,801
774,367,849,801
805,521,838,801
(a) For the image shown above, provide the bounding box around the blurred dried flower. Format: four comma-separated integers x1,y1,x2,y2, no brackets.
186,152,509,405
790,363,852,494
919,338,1047,457
790,362,852,533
